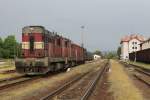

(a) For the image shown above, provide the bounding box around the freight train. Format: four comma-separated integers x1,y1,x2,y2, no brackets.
15,26,87,75
129,48,150,63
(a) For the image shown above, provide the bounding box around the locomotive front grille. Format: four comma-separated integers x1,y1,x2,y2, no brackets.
15,57,49,74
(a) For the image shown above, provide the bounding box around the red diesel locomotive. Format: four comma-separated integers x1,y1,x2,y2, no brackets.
15,26,86,75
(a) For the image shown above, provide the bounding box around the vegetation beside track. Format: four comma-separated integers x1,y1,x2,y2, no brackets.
0,59,15,68
0,59,15,73
127,61,150,70
108,60,144,100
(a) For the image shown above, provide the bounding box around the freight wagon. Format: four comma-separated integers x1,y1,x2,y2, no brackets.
129,48,150,63
15,26,87,75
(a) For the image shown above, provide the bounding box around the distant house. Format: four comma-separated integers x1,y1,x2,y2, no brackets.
120,34,145,60
93,54,101,60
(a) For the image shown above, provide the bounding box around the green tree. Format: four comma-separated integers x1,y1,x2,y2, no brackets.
86,51,93,60
1,49,10,58
0,48,2,58
0,37,3,48
3,35,17,58
104,51,118,59
117,46,121,59
0,37,3,58
93,50,102,56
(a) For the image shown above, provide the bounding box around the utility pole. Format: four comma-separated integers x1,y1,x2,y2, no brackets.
81,26,85,61
14,35,16,59
81,26,84,48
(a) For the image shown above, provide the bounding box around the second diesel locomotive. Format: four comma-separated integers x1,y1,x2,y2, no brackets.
15,26,86,75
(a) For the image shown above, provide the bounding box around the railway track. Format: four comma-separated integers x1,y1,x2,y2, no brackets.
40,62,109,100
81,62,109,100
120,61,150,76
0,75,40,90
135,68,150,76
121,62,150,87
0,69,16,74
0,75,25,83
134,74,150,87
40,72,90,100
123,62,150,72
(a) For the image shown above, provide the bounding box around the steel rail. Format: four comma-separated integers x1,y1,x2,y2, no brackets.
135,68,150,76
120,62,150,77
129,63,150,71
121,62,150,87
0,76,40,90
0,69,16,74
134,74,150,87
40,72,89,100
0,75,25,83
80,62,109,100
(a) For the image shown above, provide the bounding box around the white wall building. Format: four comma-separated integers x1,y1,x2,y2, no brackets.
93,54,101,60
140,38,150,50
120,34,145,60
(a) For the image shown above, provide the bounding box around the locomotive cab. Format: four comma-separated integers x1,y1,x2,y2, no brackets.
15,26,49,75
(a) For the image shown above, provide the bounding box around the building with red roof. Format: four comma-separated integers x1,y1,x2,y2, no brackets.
120,34,145,60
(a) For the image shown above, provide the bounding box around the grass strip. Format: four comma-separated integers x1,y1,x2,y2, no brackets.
128,61,150,69
109,60,144,100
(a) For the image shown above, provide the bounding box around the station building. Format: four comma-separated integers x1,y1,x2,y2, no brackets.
140,38,150,50
120,34,145,60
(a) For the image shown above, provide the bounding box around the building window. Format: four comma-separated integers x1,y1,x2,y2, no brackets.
132,47,134,49
132,42,134,44
135,47,137,49
135,42,137,44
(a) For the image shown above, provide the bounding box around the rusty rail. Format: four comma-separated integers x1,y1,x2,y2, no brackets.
81,62,109,100
40,72,89,100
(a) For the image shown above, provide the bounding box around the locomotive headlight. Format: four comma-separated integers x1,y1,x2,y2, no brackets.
34,42,44,49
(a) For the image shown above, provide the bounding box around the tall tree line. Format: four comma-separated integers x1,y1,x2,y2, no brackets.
0,35,21,58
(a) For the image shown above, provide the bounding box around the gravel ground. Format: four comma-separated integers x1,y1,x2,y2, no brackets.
0,60,106,100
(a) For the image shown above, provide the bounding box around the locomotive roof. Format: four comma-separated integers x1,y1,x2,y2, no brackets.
23,25,45,29
22,26,45,33
22,25,75,43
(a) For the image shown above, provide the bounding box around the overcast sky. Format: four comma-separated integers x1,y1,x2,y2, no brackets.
0,0,150,51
